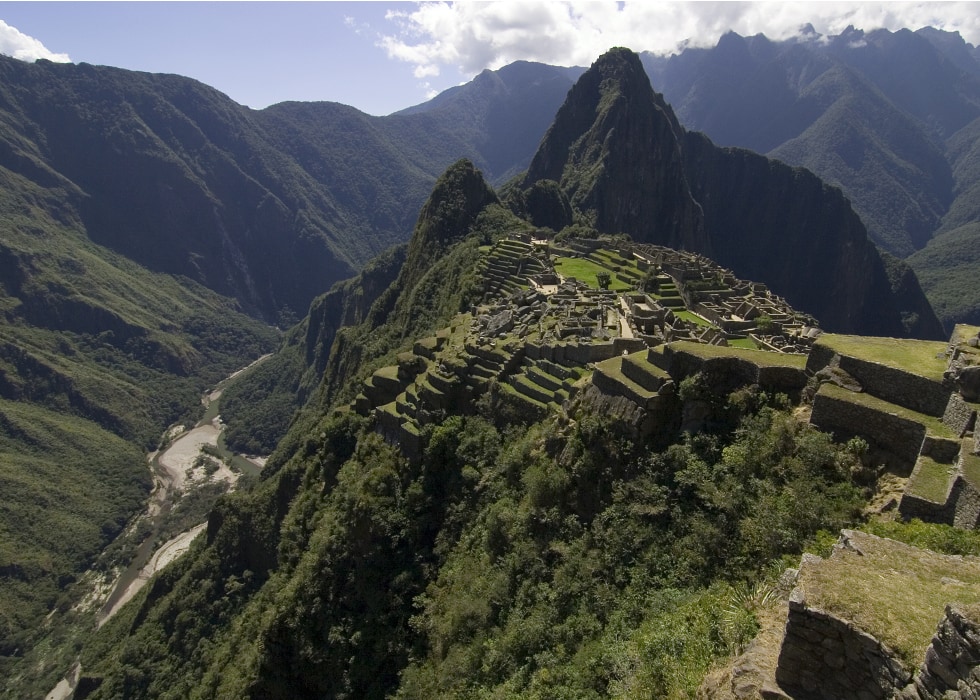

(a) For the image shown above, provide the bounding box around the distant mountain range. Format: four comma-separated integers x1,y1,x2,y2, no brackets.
640,26,980,326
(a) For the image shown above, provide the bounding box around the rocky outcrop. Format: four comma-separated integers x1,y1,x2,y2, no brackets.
524,47,709,253
522,47,943,339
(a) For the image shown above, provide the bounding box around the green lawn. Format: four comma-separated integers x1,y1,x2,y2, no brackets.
673,310,713,328
554,257,632,291
816,334,949,381
906,455,956,502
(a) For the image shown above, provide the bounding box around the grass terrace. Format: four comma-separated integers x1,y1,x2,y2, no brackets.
906,455,957,502
799,531,980,669
817,334,949,382
669,340,808,368
554,256,633,291
673,309,713,328
818,383,955,438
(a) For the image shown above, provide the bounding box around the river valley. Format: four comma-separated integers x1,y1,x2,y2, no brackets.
43,355,271,700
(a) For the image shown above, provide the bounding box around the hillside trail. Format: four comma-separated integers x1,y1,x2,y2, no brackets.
44,354,271,700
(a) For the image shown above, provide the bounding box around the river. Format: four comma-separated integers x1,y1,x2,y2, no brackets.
45,354,271,700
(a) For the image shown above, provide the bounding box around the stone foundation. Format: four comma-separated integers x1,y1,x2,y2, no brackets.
776,568,912,699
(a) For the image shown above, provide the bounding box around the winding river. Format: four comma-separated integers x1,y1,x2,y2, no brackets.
45,354,271,700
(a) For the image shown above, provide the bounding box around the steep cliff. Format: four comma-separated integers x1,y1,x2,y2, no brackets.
682,131,945,339
525,47,708,253
523,48,943,339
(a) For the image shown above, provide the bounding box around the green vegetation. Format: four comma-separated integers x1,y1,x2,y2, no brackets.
800,529,980,669
909,222,980,327
816,334,949,381
75,381,865,699
554,256,632,291
862,519,980,557
0,149,277,685
906,456,956,502
674,309,714,328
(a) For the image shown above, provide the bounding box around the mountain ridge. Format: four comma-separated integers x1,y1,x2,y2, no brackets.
522,48,943,339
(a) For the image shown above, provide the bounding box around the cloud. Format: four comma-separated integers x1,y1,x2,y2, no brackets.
379,1,980,78
0,20,70,63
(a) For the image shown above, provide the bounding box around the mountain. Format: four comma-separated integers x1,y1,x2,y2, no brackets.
524,47,943,339
55,149,968,699
640,28,980,327
0,37,963,694
397,60,584,183
0,56,579,324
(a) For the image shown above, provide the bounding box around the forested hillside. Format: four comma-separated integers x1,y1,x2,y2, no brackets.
0,55,577,680
46,49,962,699
1,31,976,697
64,157,871,700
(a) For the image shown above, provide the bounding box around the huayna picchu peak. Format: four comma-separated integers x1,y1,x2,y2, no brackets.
520,48,944,341
4,34,980,700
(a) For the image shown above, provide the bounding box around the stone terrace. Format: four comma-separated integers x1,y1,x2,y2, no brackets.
807,327,980,528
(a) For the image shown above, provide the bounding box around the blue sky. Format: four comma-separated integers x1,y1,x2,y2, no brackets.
1,2,978,116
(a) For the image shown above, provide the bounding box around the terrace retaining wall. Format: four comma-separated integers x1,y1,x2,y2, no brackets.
943,393,978,437
806,344,952,417
776,559,913,699
810,386,926,474
896,604,980,699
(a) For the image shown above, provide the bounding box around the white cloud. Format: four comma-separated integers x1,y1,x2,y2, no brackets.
379,1,980,79
0,20,70,63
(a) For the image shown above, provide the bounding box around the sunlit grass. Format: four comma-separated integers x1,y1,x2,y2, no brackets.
554,257,632,291
817,334,948,381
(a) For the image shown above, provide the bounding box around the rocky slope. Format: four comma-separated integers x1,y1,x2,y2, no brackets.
523,48,943,339
642,27,980,327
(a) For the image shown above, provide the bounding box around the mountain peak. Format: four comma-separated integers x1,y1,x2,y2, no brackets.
523,47,707,251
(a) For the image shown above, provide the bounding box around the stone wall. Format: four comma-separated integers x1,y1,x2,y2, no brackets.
921,435,964,463
806,344,952,417
899,481,957,524
952,474,980,529
810,385,926,474
896,604,980,699
663,347,758,388
943,393,978,437
525,340,619,365
776,560,913,699
756,365,809,395
899,451,980,529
